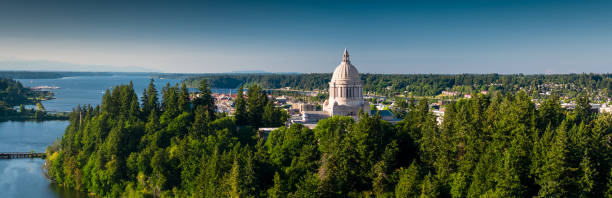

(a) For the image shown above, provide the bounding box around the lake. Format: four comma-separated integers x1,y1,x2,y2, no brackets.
0,75,232,198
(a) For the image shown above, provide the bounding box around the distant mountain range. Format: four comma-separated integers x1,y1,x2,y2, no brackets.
0,59,160,73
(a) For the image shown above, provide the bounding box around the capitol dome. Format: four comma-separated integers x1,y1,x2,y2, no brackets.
323,49,368,117
331,49,360,83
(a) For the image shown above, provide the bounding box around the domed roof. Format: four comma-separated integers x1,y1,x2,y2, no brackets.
331,49,360,83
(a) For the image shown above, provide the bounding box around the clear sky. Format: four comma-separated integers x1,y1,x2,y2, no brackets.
1,0,612,74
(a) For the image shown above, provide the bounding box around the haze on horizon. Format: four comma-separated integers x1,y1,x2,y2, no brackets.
1,0,612,74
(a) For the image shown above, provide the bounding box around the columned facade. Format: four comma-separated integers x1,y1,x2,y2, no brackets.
323,49,369,116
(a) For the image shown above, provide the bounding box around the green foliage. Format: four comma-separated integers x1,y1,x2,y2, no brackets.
177,73,612,99
238,84,287,128
45,81,612,197
0,77,67,121
234,85,247,126
606,168,612,198
395,162,422,198
193,79,215,121
246,85,267,128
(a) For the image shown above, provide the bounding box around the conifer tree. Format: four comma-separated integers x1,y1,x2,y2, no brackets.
142,78,159,117
575,94,593,124
246,85,267,127
292,173,320,197
537,122,569,197
579,150,597,197
101,89,113,113
538,94,564,130
395,162,421,198
161,83,179,121
190,106,210,137
420,172,440,198
193,79,215,121
178,83,191,113
268,172,287,198
42,80,612,197
234,85,247,126
605,168,612,198
226,158,242,198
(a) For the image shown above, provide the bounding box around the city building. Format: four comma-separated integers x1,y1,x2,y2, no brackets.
601,103,612,114
291,49,400,127
322,49,370,117
296,103,316,113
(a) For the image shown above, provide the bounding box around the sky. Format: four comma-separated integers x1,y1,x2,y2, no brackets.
1,0,612,74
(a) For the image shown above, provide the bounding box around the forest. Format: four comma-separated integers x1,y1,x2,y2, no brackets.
0,77,65,121
180,73,612,100
45,77,612,197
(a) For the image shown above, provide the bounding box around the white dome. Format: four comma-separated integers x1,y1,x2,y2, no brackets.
330,49,360,83
324,49,366,117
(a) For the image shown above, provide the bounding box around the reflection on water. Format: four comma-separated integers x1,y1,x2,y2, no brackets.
0,159,88,198
50,183,90,198
0,159,56,198
0,120,79,197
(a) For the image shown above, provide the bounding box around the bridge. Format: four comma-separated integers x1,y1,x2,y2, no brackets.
0,152,46,159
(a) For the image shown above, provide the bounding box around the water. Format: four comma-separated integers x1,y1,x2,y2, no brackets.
0,121,76,198
0,159,57,198
18,75,183,112
17,75,236,112
0,75,202,197
0,121,68,152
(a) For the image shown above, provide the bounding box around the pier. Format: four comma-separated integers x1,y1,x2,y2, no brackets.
0,152,46,159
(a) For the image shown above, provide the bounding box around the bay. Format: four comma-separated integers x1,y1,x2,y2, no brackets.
17,75,183,112
0,74,232,198
0,121,81,198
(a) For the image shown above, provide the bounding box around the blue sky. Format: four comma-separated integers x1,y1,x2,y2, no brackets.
1,0,611,74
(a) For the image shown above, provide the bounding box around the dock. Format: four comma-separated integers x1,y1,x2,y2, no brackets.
0,152,46,159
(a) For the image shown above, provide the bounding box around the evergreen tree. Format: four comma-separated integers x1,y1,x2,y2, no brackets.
161,83,179,120
142,78,160,118
395,162,421,198
579,150,597,197
537,123,569,197
575,94,593,124
606,168,612,198
291,173,320,197
246,85,267,128
193,79,215,121
267,172,287,198
262,99,286,127
42,81,612,197
263,100,275,127
538,94,564,130
225,158,242,198
178,83,191,113
190,106,210,137
420,172,440,198
234,85,247,126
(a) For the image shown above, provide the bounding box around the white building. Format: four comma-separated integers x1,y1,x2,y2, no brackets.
292,49,399,126
322,49,370,117
600,103,611,114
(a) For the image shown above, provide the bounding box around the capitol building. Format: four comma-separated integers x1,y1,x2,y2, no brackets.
288,49,398,128
322,49,370,117
292,49,383,127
